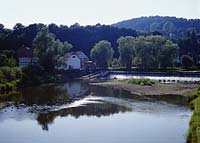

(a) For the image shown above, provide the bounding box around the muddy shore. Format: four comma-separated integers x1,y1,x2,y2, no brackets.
90,81,198,96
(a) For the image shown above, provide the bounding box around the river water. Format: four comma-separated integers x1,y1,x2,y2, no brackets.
0,80,191,143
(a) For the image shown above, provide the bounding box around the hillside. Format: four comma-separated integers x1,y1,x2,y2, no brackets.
113,16,200,37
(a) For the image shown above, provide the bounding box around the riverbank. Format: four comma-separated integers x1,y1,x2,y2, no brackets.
187,87,200,143
90,80,198,96
90,79,200,143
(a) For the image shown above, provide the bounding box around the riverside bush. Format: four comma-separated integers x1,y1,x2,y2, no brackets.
187,87,200,143
127,78,155,86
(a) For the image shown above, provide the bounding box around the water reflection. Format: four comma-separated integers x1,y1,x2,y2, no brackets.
37,102,130,131
20,80,90,105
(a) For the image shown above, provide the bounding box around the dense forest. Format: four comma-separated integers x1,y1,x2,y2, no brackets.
0,23,137,58
113,16,200,38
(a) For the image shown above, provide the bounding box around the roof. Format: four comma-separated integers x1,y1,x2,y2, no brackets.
18,47,33,58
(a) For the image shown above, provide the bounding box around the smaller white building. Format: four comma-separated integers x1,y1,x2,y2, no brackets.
64,54,81,70
55,51,94,70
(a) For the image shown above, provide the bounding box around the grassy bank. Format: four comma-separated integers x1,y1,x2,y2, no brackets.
187,87,200,143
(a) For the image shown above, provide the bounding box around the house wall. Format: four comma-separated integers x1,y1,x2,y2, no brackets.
67,55,81,70
19,57,32,67
18,57,38,68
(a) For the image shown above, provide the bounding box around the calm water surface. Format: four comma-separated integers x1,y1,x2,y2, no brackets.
0,80,191,143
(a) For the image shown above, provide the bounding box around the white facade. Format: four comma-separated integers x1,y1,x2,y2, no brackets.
55,52,91,70
66,55,81,70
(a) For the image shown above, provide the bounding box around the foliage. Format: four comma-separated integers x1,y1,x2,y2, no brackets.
32,27,72,71
0,67,22,83
90,40,114,69
112,58,120,68
178,30,200,65
0,66,21,95
0,23,137,61
113,16,200,38
0,91,22,102
127,78,155,86
117,36,135,69
181,55,194,68
187,87,200,143
116,35,178,69
0,51,16,67
21,65,56,86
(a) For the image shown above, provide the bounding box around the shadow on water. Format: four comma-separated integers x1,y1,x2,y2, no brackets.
37,103,130,131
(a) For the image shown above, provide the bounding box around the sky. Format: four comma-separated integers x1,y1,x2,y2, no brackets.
0,0,199,28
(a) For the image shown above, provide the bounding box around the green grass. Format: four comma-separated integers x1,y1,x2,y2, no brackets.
127,78,155,86
187,88,200,143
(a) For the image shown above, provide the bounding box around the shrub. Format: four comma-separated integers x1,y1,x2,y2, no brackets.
127,78,155,86
0,66,15,82
0,70,6,83
12,67,22,80
181,55,193,68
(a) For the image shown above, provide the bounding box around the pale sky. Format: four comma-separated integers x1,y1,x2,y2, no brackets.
0,0,199,28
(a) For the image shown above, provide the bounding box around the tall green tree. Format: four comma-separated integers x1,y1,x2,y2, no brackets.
32,27,56,71
32,27,72,71
117,36,135,69
158,40,178,68
90,40,114,69
133,35,178,69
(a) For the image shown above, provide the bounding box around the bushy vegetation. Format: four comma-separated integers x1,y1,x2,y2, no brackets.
0,23,137,59
127,78,155,86
117,35,178,69
0,20,200,70
0,91,22,103
181,55,194,68
0,67,22,94
187,87,200,143
90,40,114,69
21,65,56,86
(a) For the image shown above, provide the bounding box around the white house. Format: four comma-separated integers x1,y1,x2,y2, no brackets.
17,47,38,68
55,51,95,70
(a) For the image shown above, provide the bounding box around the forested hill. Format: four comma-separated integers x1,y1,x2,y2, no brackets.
113,16,200,37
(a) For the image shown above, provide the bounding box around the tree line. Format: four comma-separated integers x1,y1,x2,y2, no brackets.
0,22,199,73
90,35,179,69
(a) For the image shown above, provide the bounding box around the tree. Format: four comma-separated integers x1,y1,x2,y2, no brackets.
181,55,193,68
150,22,160,32
63,41,72,53
32,27,72,71
132,35,178,69
162,21,174,34
117,36,135,69
90,40,114,69
0,51,16,67
32,27,56,71
159,40,178,69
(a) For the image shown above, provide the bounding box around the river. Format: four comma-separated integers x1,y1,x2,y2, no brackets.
0,80,192,143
